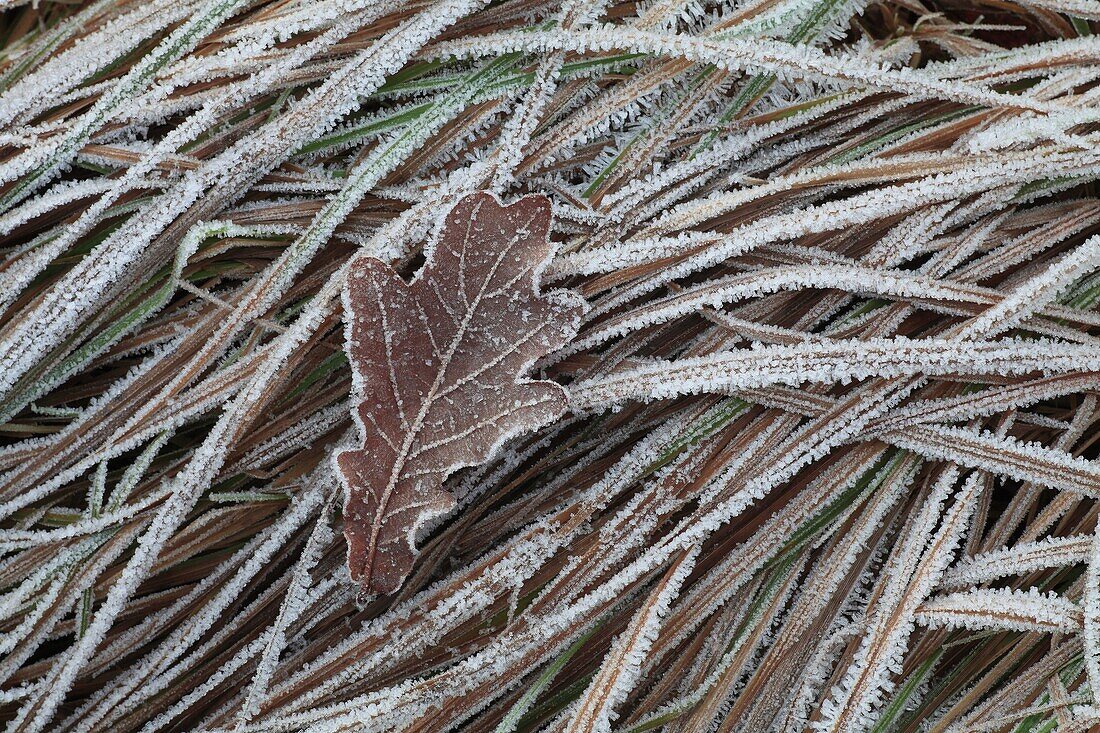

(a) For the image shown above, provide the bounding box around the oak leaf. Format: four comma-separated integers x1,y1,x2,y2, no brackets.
335,192,585,594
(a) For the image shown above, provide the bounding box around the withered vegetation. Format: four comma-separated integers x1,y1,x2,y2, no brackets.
0,0,1098,731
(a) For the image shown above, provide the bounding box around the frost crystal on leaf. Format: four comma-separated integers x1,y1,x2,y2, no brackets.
336,191,584,594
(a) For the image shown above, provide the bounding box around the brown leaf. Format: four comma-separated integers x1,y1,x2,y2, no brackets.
335,191,585,594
